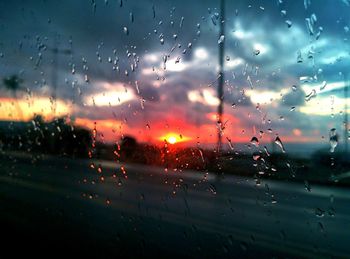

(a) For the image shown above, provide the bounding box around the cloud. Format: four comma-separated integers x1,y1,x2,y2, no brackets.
282,89,306,106
1,0,350,147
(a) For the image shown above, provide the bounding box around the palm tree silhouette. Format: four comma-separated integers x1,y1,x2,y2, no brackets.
2,75,24,121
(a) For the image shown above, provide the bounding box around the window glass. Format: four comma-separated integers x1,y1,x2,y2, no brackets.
0,0,349,257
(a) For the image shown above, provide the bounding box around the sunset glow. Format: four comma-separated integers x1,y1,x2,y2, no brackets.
0,97,71,121
159,133,190,145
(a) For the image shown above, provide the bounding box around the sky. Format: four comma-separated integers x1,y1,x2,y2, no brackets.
0,0,350,151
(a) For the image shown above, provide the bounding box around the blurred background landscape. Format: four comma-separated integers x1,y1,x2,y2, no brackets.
1,0,350,257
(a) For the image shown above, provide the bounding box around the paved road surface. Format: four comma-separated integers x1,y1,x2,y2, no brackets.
0,154,349,258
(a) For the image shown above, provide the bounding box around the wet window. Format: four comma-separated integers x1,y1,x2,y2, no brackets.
0,0,350,257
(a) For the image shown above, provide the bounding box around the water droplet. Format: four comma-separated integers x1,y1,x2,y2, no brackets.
274,136,285,153
226,137,234,150
121,165,127,176
218,35,225,44
285,20,292,28
304,180,311,192
297,50,303,63
179,16,184,28
311,13,317,23
208,184,217,195
211,14,217,26
305,89,316,101
328,207,335,217
250,137,259,147
329,128,338,153
304,0,311,9
264,146,270,156
152,5,156,18
253,154,260,161
135,80,140,94
318,222,324,233
271,196,277,204
320,81,327,90
307,48,314,59
316,26,323,40
305,18,314,35
315,208,325,218
123,26,129,35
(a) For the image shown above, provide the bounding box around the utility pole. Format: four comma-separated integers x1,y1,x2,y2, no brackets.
50,33,72,117
344,73,349,153
51,35,58,116
217,0,225,152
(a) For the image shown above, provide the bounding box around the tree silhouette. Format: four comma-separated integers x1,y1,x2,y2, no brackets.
2,75,24,121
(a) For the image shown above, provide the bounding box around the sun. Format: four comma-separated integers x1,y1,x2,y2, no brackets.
159,133,190,145
168,136,177,144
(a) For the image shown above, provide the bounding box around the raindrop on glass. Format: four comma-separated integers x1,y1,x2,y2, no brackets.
305,89,316,101
320,81,327,90
305,18,314,35
123,26,129,35
250,137,259,147
218,35,225,44
285,20,292,28
329,128,338,153
297,50,303,63
274,136,286,153
315,208,325,218
208,184,217,195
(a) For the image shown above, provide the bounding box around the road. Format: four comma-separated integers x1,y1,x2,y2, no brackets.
0,153,349,258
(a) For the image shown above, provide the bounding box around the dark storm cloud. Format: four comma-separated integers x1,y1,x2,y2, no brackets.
138,84,160,102
282,88,306,106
